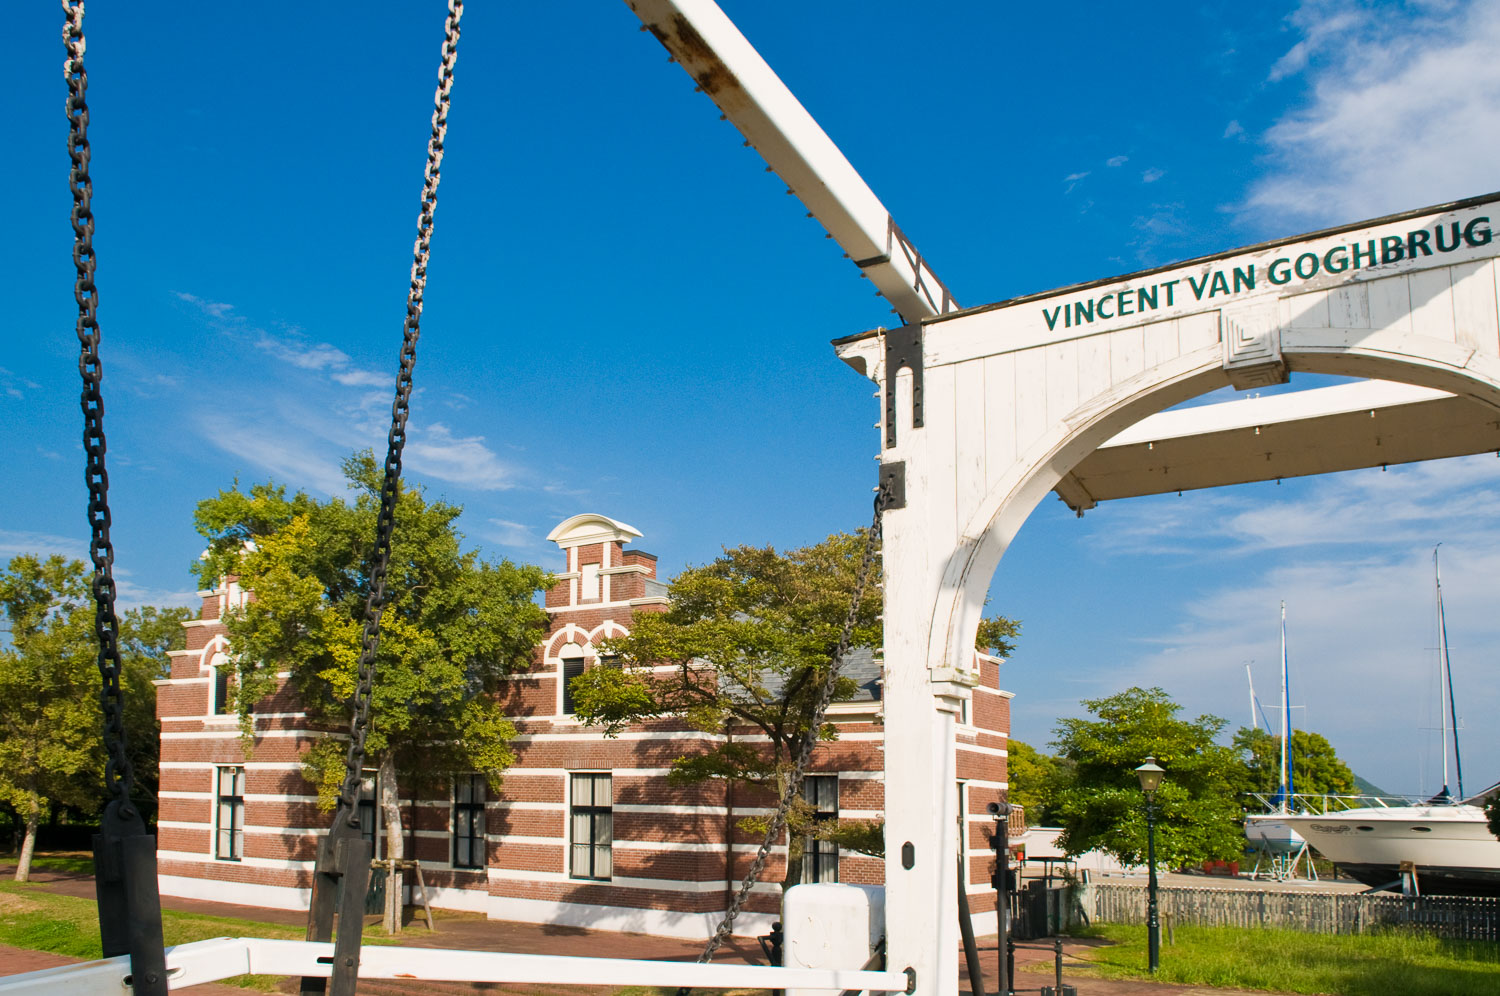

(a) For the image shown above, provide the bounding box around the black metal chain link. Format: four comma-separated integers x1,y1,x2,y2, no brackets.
692,483,889,966
64,0,138,819
331,0,464,823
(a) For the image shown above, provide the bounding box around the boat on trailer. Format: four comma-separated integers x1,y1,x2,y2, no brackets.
1278,548,1500,896
1277,799,1500,895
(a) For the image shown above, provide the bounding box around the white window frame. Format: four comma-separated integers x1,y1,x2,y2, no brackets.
452,774,487,870
214,765,246,862
568,771,613,881
801,775,839,884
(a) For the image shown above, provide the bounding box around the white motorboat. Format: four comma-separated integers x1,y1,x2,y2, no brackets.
1277,802,1500,895
1278,548,1500,895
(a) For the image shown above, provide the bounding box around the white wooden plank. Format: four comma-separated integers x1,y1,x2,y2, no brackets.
924,363,960,548
1012,348,1048,461
1367,273,1413,334
953,360,988,523
1142,317,1180,371
1285,288,1331,329
1178,311,1220,354
1044,339,1080,422
983,353,1017,493
1450,258,1500,358
1075,333,1112,407
1109,324,1146,387
1408,265,1456,343
1328,282,1370,329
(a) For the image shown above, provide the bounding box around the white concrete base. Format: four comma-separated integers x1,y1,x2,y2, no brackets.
488,894,777,939
158,873,310,911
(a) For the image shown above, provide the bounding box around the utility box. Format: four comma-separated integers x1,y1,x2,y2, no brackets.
782,884,884,996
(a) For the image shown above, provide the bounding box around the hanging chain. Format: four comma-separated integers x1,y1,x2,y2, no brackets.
693,483,889,965
331,0,464,823
64,0,137,817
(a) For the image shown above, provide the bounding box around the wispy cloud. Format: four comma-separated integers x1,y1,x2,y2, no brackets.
484,518,545,550
198,410,353,496
1106,155,1129,168
1074,455,1500,792
1246,0,1500,225
175,292,235,319
1095,455,1500,558
1063,171,1090,194
0,528,85,562
0,366,41,400
0,530,196,611
406,422,518,491
1222,119,1245,140
1141,167,1165,184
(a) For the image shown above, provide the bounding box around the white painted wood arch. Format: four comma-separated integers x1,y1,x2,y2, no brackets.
834,194,1500,996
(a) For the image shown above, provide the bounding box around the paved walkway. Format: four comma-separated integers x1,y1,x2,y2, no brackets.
0,866,1284,995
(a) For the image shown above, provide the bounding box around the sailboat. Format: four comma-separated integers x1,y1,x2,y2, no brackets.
1277,547,1500,895
1244,604,1311,873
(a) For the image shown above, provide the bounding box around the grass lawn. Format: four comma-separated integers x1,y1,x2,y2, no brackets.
0,879,399,991
1063,922,1500,996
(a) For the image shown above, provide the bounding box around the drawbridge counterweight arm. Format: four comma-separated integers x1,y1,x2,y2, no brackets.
625,0,958,324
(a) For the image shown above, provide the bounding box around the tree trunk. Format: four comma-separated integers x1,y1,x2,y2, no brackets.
379,754,404,934
14,795,40,883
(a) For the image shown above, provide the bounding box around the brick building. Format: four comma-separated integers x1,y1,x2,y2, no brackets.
154,513,1012,938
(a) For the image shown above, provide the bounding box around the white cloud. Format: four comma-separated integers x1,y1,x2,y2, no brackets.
1106,155,1129,168
484,518,544,550
198,411,352,496
1097,455,1500,557
1247,0,1500,224
175,292,235,319
1080,454,1500,792
0,532,196,611
405,422,517,491
0,529,86,562
1141,167,1165,184
1223,120,1245,139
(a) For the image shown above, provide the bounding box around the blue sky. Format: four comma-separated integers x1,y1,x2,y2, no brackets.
5,1,1500,796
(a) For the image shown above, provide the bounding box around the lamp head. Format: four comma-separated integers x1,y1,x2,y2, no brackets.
1135,756,1166,797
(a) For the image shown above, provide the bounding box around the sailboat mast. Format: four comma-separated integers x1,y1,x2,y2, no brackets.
1434,545,1464,799
1280,601,1291,811
1246,664,1258,730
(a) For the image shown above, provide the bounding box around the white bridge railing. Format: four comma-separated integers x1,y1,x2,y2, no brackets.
0,937,912,995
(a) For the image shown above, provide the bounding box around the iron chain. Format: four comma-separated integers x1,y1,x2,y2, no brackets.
332,0,464,822
694,482,890,964
64,0,137,817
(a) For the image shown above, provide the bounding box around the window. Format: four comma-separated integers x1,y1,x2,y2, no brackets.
208,651,232,715
802,775,839,883
215,766,246,861
570,773,612,880
454,775,487,869
561,657,585,715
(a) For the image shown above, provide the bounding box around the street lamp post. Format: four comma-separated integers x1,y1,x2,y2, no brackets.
1135,757,1165,974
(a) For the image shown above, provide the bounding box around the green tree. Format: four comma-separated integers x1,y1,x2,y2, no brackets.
570,530,1019,891
1005,740,1073,826
1050,686,1244,868
1233,726,1356,808
0,557,191,879
195,453,550,929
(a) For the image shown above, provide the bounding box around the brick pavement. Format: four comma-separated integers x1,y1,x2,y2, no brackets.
0,866,1280,996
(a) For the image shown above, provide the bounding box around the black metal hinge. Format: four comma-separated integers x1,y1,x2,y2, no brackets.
879,461,906,511
883,324,923,448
